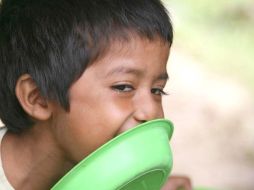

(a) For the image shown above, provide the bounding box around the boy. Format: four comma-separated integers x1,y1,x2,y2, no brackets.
0,0,191,189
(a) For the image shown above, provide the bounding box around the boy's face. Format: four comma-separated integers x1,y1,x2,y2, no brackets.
52,37,170,163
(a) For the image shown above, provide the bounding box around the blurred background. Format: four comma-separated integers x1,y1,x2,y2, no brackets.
162,0,254,190
0,0,253,189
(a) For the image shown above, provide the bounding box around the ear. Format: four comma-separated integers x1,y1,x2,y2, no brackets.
15,74,53,121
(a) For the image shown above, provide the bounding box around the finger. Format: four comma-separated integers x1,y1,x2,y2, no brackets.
162,176,192,190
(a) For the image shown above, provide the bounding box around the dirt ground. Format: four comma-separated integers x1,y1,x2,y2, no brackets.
164,50,254,190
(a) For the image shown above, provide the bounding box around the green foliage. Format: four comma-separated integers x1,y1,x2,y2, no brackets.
164,0,254,92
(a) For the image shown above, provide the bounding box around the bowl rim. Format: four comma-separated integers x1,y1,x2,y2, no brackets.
52,118,174,189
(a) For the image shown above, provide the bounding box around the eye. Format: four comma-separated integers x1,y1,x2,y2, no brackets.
111,84,135,92
151,88,168,96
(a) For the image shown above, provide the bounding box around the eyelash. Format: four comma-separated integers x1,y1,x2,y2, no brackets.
151,88,169,96
111,84,134,92
111,84,168,96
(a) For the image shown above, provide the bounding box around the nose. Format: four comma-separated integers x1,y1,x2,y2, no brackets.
133,93,164,123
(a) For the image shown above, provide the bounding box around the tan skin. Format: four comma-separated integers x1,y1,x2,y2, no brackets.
1,37,191,190
162,175,192,190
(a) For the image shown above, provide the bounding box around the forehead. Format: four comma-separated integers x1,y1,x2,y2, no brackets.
105,36,170,58
90,37,170,75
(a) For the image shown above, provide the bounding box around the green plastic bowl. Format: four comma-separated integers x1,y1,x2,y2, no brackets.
51,119,174,190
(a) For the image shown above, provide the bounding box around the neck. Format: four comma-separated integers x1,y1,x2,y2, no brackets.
1,123,74,190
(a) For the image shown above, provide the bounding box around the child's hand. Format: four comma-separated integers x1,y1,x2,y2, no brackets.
161,175,192,190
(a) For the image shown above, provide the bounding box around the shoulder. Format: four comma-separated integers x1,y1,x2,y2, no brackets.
0,127,7,146
0,127,15,190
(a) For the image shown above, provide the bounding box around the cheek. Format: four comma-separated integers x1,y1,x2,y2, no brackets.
68,93,134,138
107,94,135,118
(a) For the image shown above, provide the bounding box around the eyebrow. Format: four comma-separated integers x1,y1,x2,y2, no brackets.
157,72,169,81
105,66,143,78
105,66,169,81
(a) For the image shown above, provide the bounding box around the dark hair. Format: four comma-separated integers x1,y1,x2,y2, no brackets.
0,0,173,132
